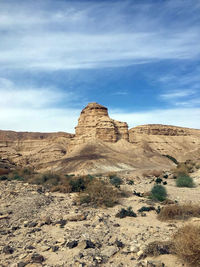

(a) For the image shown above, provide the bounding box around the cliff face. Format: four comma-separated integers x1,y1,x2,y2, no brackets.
74,103,129,143
129,124,200,161
129,124,196,137
0,105,200,174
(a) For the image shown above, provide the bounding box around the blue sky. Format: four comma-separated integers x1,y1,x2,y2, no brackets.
0,0,200,132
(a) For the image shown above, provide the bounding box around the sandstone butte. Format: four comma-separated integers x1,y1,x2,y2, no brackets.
0,102,200,174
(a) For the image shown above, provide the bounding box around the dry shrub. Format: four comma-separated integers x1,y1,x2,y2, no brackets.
158,204,200,221
172,161,195,176
144,241,174,256
51,183,72,193
173,224,200,266
78,179,120,207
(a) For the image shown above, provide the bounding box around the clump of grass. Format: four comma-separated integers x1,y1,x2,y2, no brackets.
109,175,123,188
150,185,167,202
78,179,119,207
176,174,195,188
158,204,200,221
115,207,137,218
173,224,200,266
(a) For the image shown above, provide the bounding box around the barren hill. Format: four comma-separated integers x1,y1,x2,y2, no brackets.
0,103,200,174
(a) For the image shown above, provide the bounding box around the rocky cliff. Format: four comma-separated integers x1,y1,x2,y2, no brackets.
129,124,200,162
74,102,129,143
0,104,200,174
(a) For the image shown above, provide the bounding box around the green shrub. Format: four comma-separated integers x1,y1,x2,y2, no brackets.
12,174,24,181
109,175,123,188
176,174,194,188
116,207,137,218
138,206,155,213
150,185,167,202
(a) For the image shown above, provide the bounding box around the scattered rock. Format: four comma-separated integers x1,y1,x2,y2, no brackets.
3,245,14,254
67,240,78,249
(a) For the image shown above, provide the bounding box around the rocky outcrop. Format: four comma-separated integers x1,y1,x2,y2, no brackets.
129,124,199,137
74,102,129,143
129,124,200,162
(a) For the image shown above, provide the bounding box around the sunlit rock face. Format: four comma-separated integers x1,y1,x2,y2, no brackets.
75,102,129,143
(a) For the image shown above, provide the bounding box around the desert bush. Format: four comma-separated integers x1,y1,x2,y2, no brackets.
69,175,93,192
176,174,194,188
109,175,123,188
138,206,155,213
144,241,174,256
116,207,137,218
173,224,200,266
158,204,200,221
79,179,119,207
150,185,167,202
163,181,167,185
51,183,72,193
31,173,61,186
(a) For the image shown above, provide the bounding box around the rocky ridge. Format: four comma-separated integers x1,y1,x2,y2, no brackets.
0,103,200,174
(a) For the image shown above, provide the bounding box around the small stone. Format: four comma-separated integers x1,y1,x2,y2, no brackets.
17,262,26,267
51,245,59,252
101,246,118,257
115,240,124,248
30,253,45,263
85,240,95,249
3,245,14,254
64,213,86,221
130,245,139,253
28,222,38,228
147,260,165,267
137,250,144,258
67,240,78,249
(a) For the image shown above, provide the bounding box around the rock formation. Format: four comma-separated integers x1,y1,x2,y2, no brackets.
74,102,129,143
0,104,200,174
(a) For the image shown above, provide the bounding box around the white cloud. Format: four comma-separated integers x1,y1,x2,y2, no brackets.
111,108,200,129
0,77,79,132
160,90,196,100
0,78,74,109
0,1,200,70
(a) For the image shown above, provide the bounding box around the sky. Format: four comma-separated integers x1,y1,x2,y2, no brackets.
0,0,200,133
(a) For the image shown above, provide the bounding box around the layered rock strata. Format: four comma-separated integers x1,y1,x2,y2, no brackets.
74,102,129,143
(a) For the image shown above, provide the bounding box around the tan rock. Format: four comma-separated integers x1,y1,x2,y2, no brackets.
74,102,129,143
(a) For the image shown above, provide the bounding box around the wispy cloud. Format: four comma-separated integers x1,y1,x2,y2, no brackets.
0,78,74,109
0,0,200,71
160,89,196,100
111,108,200,129
0,77,79,132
